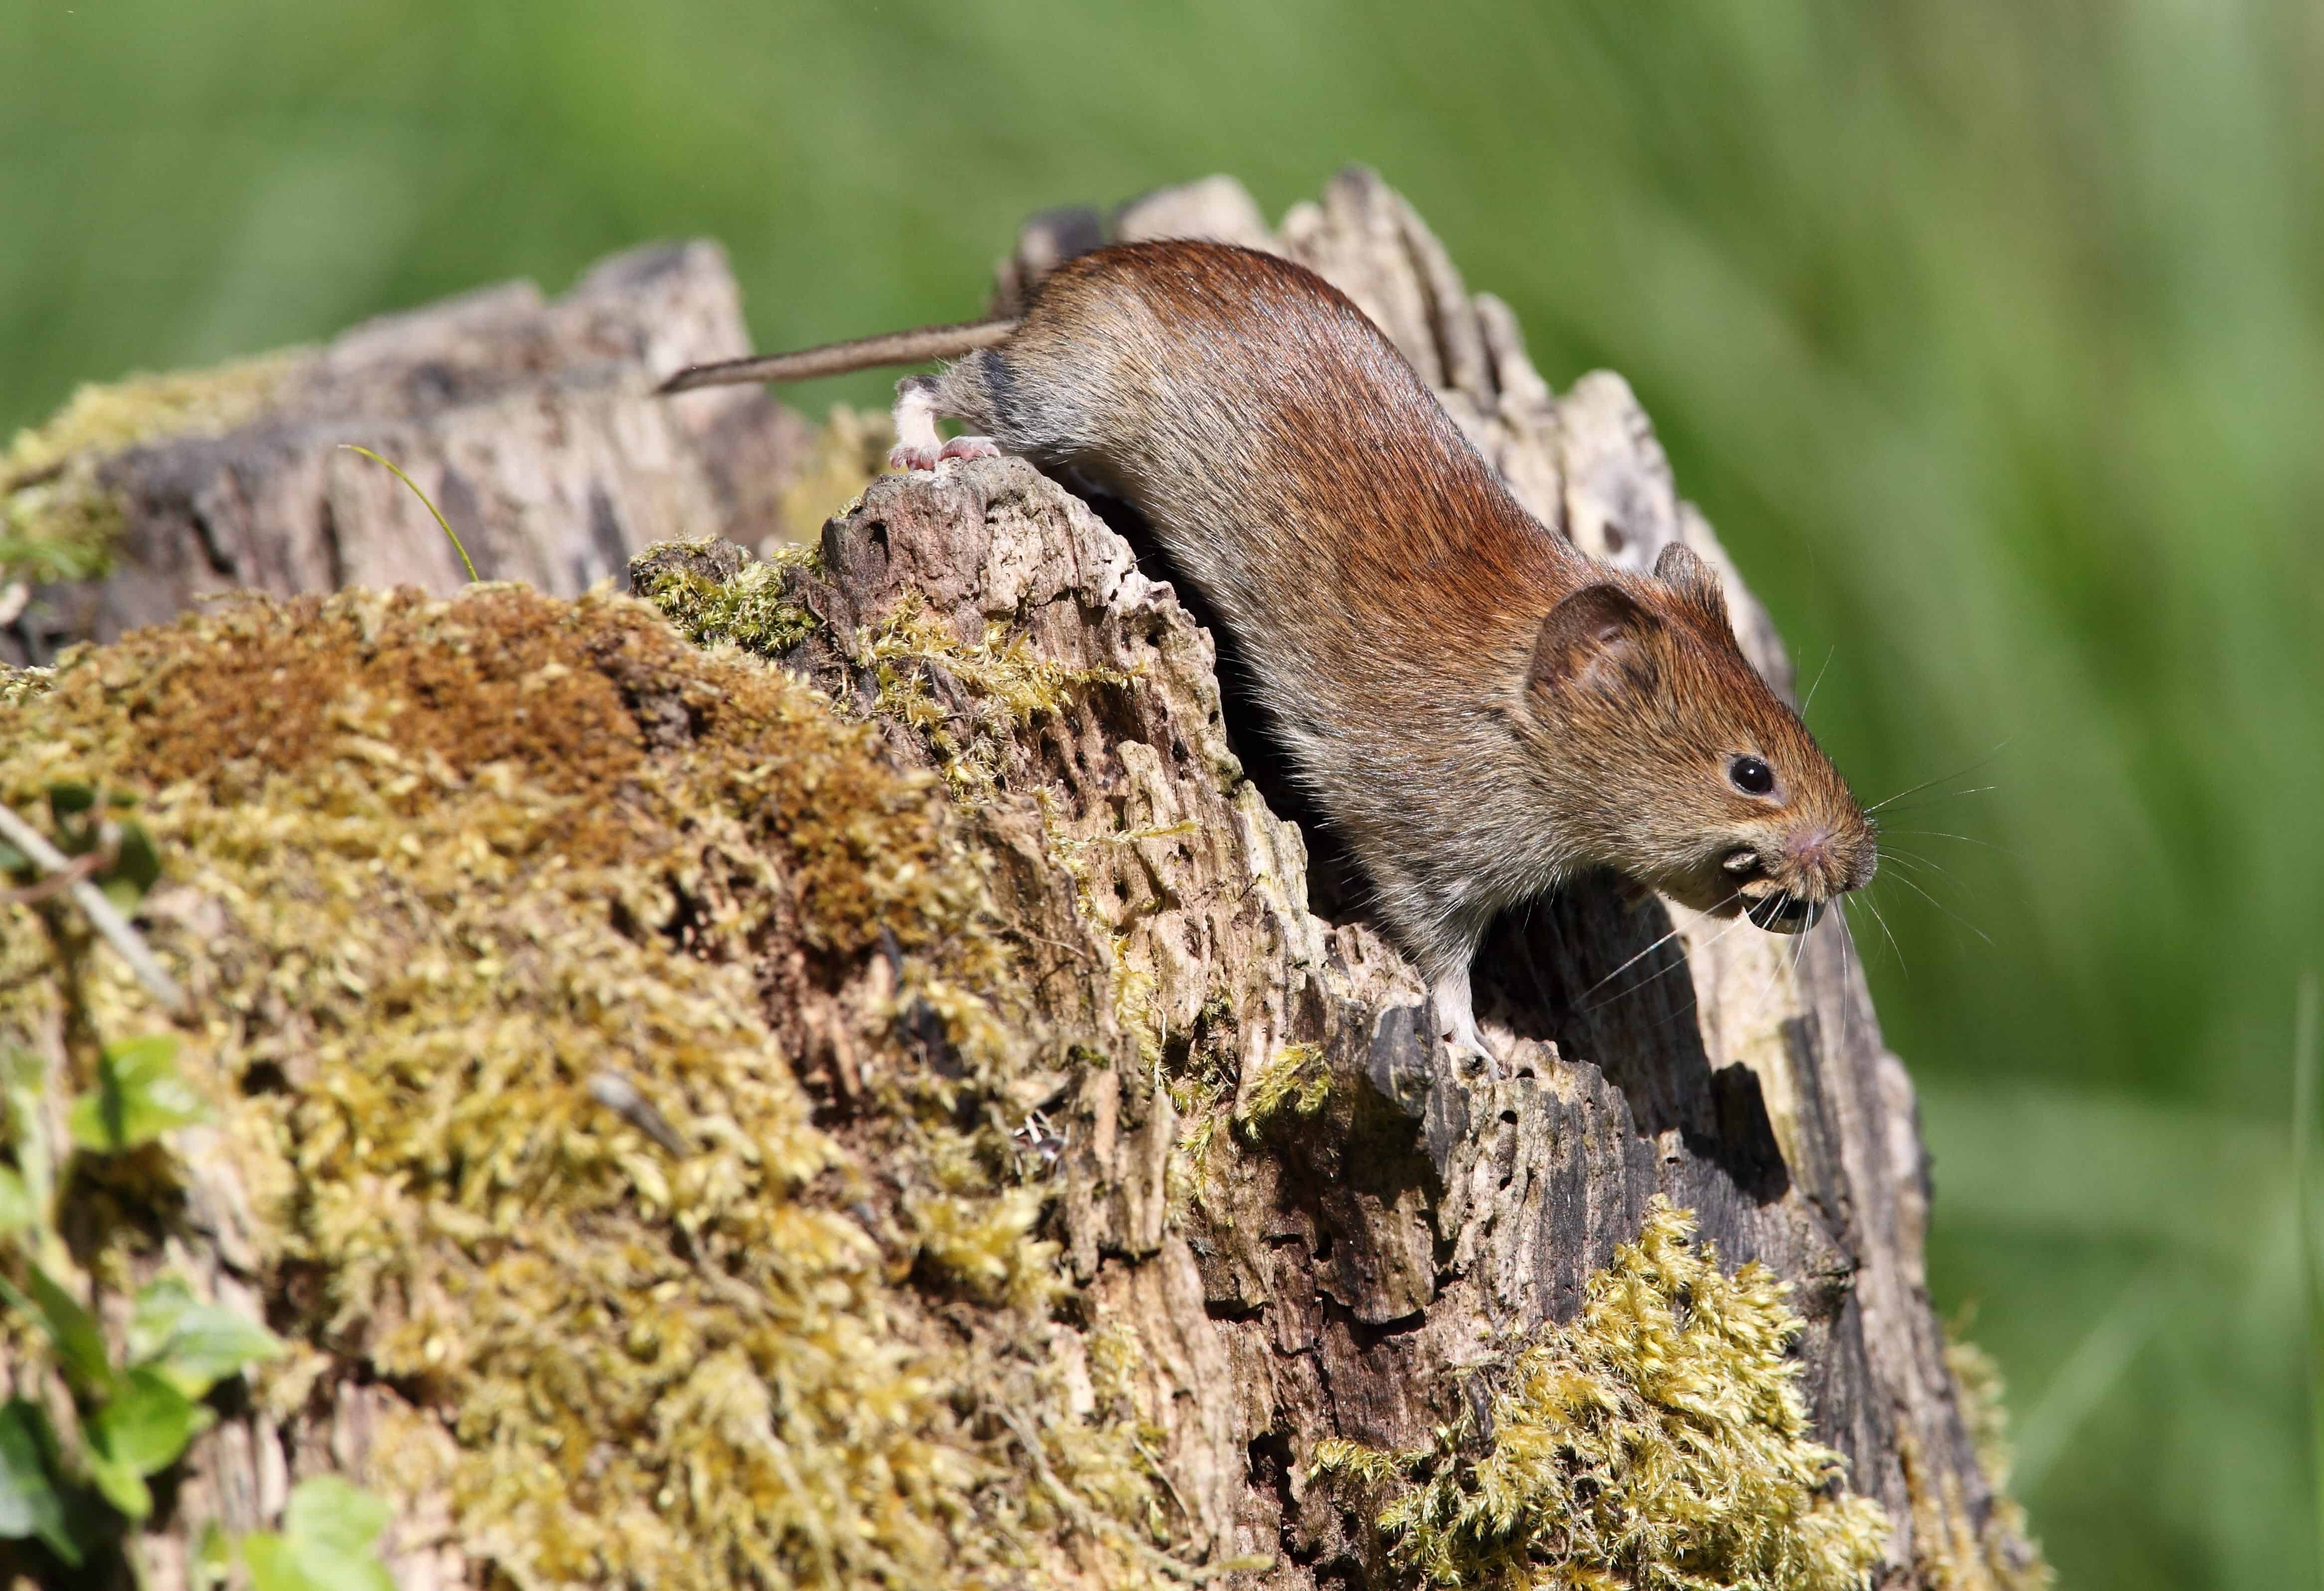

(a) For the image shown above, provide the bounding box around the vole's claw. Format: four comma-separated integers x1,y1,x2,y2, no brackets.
1429,969,1505,1082
1450,1034,1504,1083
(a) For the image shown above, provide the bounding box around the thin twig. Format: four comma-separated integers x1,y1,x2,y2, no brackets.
0,803,187,1016
0,844,106,906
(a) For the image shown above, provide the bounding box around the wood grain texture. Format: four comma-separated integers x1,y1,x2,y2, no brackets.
2,242,803,666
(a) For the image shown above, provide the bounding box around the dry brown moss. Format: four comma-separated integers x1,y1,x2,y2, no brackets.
0,584,1171,1589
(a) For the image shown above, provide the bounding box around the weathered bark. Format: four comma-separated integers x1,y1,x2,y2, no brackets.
0,241,810,666
0,172,2043,1591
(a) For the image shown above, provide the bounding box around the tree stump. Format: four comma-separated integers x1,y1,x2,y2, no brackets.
0,171,2043,1591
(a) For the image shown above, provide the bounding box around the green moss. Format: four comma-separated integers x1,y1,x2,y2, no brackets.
1943,1335,2052,1591
1234,1043,1328,1138
0,583,1179,1590
635,540,824,655
1,350,303,583
1315,1197,1889,1591
859,598,1131,797
0,665,52,707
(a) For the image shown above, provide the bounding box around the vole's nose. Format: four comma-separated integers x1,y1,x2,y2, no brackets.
1786,827,1834,880
1786,824,1872,899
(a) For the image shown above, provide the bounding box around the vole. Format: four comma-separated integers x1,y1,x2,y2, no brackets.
659,240,1877,1071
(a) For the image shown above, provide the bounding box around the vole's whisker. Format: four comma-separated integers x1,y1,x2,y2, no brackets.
1869,784,2000,818
1882,826,2016,858
1881,869,1995,947
1865,742,2010,815
1800,646,1837,721
1574,888,1751,1013
1872,847,1961,889
1845,889,1908,977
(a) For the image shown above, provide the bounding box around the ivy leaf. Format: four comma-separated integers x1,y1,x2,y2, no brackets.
89,1366,213,1481
67,1035,205,1153
127,1275,196,1364
99,820,161,912
129,1277,283,1397
0,1264,117,1396
0,1399,80,1565
242,1477,395,1591
45,783,96,823
83,1443,150,1521
0,1166,33,1235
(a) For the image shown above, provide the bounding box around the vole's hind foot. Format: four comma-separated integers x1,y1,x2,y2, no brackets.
938,435,1001,462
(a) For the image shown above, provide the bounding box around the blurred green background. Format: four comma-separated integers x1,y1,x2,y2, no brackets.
5,0,2320,1581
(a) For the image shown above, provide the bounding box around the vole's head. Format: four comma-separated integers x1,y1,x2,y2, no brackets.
1519,543,1874,933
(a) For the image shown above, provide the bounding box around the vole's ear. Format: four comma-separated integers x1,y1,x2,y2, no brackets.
1528,583,1661,698
1653,542,1728,624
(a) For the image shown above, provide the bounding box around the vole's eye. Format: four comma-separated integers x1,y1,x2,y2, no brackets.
1728,755,1775,796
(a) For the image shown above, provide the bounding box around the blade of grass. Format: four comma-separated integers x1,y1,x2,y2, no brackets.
339,445,476,582
2295,971,2322,1582
2011,1268,2166,1493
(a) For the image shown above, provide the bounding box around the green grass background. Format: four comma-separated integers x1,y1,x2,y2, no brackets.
5,1,2320,1581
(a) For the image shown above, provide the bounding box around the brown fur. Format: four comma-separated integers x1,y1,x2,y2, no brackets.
664,239,1877,1058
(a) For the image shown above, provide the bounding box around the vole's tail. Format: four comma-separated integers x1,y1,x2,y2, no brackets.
654,318,1018,395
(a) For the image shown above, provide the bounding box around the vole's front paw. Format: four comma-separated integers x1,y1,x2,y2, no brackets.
938,435,1001,462
1447,1034,1503,1083
887,443,940,472
1436,1009,1505,1083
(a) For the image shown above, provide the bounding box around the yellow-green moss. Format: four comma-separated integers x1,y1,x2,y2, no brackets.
635,541,824,655
1943,1335,2052,1591
0,584,1176,1590
1,350,303,581
1316,1198,1889,1591
860,598,1131,797
1235,1043,1328,1138
0,665,52,707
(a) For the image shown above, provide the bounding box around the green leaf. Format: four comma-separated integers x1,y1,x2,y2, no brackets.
45,785,98,855
130,1276,284,1395
127,1275,196,1364
0,1166,33,1235
90,1366,212,1480
150,1307,284,1398
83,1442,151,1521
0,840,25,877
0,1399,80,1564
242,1477,395,1591
67,1034,205,1152
284,1476,391,1562
196,1519,233,1589
99,820,161,912
0,1263,116,1394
